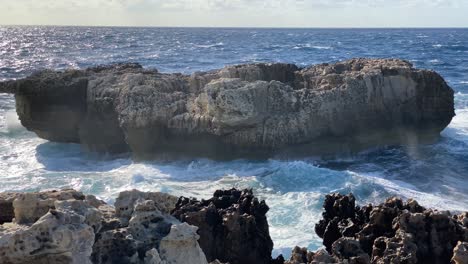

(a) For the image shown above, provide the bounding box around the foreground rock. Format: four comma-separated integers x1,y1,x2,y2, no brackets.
0,188,274,264
172,189,273,264
0,189,215,264
0,59,455,159
1,189,466,264
283,193,468,264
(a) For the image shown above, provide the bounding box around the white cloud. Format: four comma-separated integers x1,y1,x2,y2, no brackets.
0,0,467,26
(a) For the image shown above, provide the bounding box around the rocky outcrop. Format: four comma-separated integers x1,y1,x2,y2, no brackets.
0,59,455,159
2,188,467,264
283,193,468,264
172,189,273,264
0,189,215,264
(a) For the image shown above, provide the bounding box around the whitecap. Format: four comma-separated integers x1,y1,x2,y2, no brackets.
195,42,224,48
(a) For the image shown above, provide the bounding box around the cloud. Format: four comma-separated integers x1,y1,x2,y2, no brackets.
1,0,467,27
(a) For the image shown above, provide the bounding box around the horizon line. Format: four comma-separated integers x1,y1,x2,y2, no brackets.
1,24,468,29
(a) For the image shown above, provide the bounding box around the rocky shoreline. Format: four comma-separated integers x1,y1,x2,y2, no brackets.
0,189,466,264
0,58,455,159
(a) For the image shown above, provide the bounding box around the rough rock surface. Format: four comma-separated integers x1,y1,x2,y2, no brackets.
284,193,468,264
0,59,455,158
0,189,213,264
171,188,273,264
2,188,467,264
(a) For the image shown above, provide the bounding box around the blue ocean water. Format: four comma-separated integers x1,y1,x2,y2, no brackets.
1,26,468,256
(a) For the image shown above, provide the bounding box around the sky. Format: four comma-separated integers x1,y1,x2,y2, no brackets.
0,0,467,27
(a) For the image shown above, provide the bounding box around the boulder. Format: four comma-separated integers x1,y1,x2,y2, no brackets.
0,208,95,264
158,223,209,264
0,59,455,159
12,189,85,224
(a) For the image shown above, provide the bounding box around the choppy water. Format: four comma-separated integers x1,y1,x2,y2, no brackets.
1,26,468,256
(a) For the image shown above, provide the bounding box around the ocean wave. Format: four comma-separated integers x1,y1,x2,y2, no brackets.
292,44,333,50
194,42,224,48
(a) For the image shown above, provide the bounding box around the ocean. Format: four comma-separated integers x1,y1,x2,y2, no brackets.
1,26,468,256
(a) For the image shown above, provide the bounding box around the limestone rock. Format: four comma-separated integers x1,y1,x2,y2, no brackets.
12,189,85,224
115,189,179,224
0,209,95,264
2,59,455,159
158,223,209,264
55,199,103,233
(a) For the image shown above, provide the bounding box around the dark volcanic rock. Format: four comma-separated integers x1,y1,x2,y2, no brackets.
0,59,455,159
172,188,274,264
291,193,468,264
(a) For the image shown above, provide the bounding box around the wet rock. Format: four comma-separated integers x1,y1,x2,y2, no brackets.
2,59,455,159
172,188,273,264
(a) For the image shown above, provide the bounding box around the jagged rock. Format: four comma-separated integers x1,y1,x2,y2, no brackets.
310,249,336,264
172,189,273,264
452,242,468,264
127,200,174,251
0,209,95,264
0,189,210,264
371,231,418,264
158,223,209,264
1,59,455,159
12,189,85,224
55,199,103,233
91,228,139,264
285,246,314,264
115,189,179,224
331,237,370,264
310,193,468,264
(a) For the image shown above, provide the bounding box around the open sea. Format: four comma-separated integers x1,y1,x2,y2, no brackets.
1,26,468,256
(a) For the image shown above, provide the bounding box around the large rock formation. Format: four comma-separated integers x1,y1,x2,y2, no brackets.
0,59,455,159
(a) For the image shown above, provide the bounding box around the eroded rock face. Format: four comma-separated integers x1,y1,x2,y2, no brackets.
292,193,468,264
172,189,273,264
0,204,95,264
0,189,210,264
0,59,455,159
